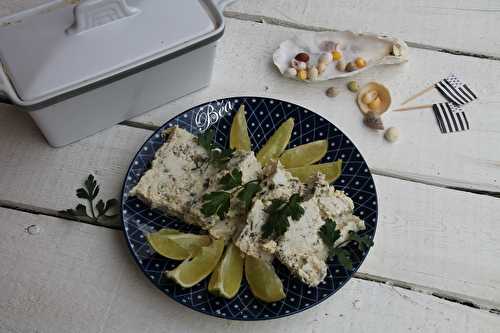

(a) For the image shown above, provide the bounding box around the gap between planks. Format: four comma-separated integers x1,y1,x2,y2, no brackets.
0,199,121,230
1,199,498,316
222,11,500,62
118,122,500,198
354,272,500,316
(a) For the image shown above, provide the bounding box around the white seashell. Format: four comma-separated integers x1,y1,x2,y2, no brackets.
361,90,379,104
319,40,337,52
384,127,400,142
291,59,307,70
285,67,297,78
273,31,409,82
325,86,339,97
336,60,347,72
318,52,333,64
364,111,384,130
391,42,408,58
317,62,328,74
308,66,319,81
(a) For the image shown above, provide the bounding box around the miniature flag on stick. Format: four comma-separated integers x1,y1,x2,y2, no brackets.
433,103,470,134
435,74,478,106
400,73,478,107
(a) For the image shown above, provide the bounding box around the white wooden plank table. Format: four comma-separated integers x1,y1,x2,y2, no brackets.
1,1,499,332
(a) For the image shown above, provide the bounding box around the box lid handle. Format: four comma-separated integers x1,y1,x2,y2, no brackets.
66,0,140,35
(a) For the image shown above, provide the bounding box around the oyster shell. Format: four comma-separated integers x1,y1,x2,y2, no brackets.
273,31,409,82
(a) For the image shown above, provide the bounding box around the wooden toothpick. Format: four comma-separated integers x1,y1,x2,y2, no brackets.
400,84,435,105
393,104,434,112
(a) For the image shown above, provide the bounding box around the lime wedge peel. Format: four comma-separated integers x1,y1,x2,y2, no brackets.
256,118,294,167
287,160,343,183
208,243,244,298
279,139,328,168
245,255,286,302
166,238,225,288
230,104,252,151
146,229,211,260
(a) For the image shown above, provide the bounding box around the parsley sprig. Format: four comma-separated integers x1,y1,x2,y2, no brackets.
261,194,305,239
319,219,374,270
59,174,119,226
196,128,234,169
201,168,262,219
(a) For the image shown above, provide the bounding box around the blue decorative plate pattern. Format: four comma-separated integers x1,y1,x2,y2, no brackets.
121,97,377,321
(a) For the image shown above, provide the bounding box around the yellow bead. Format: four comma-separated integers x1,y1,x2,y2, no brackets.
332,51,342,61
355,57,367,68
297,69,308,80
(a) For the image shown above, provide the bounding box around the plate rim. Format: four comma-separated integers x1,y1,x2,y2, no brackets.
120,95,378,321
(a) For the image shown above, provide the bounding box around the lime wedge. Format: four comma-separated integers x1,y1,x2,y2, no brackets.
230,104,252,151
166,238,224,288
256,118,294,167
279,140,328,168
208,243,244,298
147,229,211,260
287,160,343,183
245,256,286,302
156,228,181,235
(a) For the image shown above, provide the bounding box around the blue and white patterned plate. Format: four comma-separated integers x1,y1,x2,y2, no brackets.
121,97,377,321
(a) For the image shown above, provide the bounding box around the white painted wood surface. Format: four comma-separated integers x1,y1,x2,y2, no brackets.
0,105,151,213
131,18,500,192
1,104,500,307
3,0,498,57
226,0,500,58
1,207,498,333
0,0,51,18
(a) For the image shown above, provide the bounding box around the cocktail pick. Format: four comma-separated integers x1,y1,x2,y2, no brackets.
400,73,478,107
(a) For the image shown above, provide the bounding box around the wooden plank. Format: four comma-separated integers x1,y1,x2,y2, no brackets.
0,105,152,213
0,0,52,18
0,106,499,306
366,176,500,309
129,18,500,192
0,207,498,333
226,0,500,58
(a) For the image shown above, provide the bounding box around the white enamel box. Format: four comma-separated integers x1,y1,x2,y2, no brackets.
0,0,227,146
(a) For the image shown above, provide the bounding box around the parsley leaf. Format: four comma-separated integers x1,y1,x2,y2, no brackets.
201,191,231,219
331,248,353,270
196,128,234,168
319,219,341,252
96,199,106,216
76,174,99,200
262,194,305,239
262,208,289,239
287,194,305,220
237,181,262,209
319,219,374,271
348,231,374,251
197,128,215,151
59,174,119,227
219,168,242,190
209,147,234,168
201,165,261,219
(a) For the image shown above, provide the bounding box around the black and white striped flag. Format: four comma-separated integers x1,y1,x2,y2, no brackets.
435,74,478,106
433,103,470,134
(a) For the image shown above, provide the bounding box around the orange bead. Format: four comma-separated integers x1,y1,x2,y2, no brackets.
332,51,342,61
355,57,367,68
